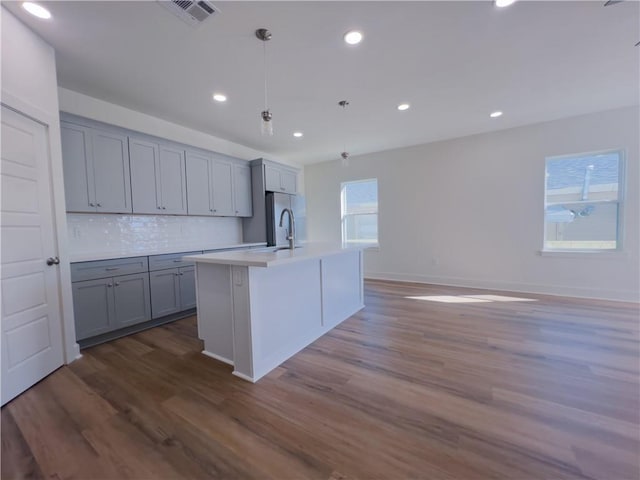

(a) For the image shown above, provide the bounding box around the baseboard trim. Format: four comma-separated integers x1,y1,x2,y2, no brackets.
232,371,255,383
202,350,234,366
364,272,639,303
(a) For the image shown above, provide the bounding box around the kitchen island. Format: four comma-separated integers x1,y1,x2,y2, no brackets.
184,244,364,382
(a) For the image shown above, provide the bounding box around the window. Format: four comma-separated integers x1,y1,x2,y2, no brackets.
341,178,378,246
544,150,623,251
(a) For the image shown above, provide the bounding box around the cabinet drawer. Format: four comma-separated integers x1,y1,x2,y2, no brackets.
148,251,201,271
71,257,149,282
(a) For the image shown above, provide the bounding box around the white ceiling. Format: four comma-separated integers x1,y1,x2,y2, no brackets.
4,1,639,165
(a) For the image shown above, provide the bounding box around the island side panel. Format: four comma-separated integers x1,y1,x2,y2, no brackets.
246,259,323,381
321,249,364,329
195,263,234,364
231,265,254,381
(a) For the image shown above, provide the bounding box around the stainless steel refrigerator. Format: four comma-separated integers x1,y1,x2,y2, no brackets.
265,192,306,247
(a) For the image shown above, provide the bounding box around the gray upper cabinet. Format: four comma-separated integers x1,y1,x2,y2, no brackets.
233,163,253,217
185,151,213,215
186,150,252,217
211,156,235,216
129,138,160,214
61,122,132,213
130,137,187,215
159,146,188,215
264,162,298,194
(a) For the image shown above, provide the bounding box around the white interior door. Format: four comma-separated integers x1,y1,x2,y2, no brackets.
1,105,64,405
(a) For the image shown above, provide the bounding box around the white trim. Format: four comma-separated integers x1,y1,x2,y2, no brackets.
364,271,639,303
1,90,55,126
2,90,81,366
202,350,234,366
538,250,629,259
231,370,255,383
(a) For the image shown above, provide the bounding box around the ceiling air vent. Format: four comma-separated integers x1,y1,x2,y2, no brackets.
158,0,219,27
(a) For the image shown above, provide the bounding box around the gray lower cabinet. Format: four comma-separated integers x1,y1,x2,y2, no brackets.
72,272,151,340
150,266,196,319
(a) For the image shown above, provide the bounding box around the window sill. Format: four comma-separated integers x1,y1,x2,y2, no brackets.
343,243,379,251
538,249,628,259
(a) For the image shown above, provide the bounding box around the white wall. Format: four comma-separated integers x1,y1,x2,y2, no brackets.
1,7,79,361
305,106,639,302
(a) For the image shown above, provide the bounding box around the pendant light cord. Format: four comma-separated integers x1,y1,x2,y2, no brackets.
263,41,268,110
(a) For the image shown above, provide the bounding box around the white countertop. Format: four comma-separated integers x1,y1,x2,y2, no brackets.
69,242,267,263
184,243,363,268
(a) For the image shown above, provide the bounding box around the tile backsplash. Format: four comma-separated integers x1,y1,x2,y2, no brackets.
67,214,243,257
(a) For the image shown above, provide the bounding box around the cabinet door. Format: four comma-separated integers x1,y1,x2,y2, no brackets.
211,158,234,216
113,273,151,328
158,146,188,215
61,123,95,212
280,169,298,194
185,151,213,216
233,163,253,217
264,164,281,192
72,278,114,340
179,266,196,310
129,138,161,214
92,130,132,213
150,269,180,319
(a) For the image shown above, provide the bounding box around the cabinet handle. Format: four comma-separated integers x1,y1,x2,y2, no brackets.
175,273,180,276
105,267,119,271
107,283,113,288
162,206,166,210
89,202,95,207
96,203,102,207
235,210,239,214
180,272,184,276
157,206,161,210
280,187,285,191
213,209,217,213
173,259,182,263
114,282,120,286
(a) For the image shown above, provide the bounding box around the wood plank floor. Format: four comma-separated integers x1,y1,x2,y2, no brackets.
2,280,639,480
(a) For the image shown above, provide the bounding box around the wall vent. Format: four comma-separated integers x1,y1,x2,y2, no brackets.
158,0,219,27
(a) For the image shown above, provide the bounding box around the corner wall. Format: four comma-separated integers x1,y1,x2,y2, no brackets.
304,106,639,302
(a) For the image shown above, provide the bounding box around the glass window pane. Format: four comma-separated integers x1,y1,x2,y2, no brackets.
544,150,622,251
546,152,620,204
341,179,378,245
544,203,618,250
344,214,378,244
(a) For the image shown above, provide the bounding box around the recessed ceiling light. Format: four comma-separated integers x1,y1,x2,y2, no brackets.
494,0,517,7
397,103,410,111
212,93,227,102
490,111,503,118
293,132,303,138
344,30,363,45
22,2,51,19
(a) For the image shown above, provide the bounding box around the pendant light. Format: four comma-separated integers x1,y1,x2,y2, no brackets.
339,100,350,166
256,28,273,136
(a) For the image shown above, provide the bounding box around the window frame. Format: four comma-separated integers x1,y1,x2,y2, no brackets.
341,178,379,248
542,148,626,254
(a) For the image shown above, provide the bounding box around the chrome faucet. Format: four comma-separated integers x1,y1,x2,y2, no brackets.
279,208,296,250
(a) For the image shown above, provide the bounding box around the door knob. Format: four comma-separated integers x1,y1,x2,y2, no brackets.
46,256,60,266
